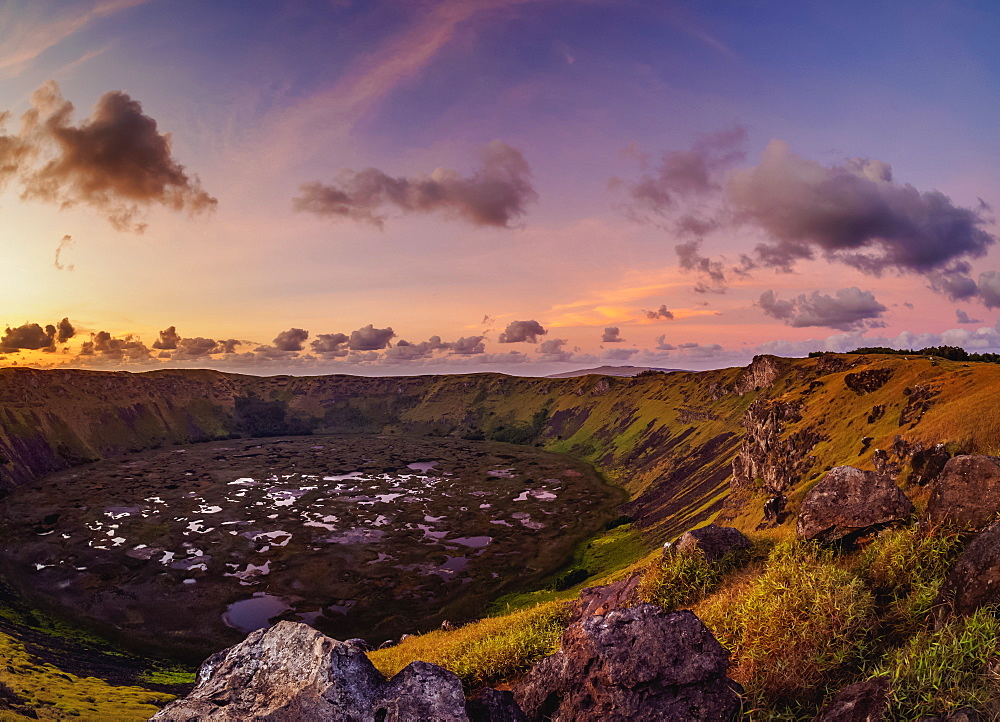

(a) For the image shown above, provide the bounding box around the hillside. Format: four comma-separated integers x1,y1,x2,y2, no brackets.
2,354,1000,716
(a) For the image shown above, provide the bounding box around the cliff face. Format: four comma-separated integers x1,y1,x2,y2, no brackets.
3,353,1000,538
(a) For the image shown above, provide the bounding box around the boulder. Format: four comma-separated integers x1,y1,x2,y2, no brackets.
814,677,889,721
927,455,1000,528
466,688,528,722
797,466,913,544
675,524,751,562
935,520,1000,618
512,604,741,721
152,621,470,721
573,571,643,621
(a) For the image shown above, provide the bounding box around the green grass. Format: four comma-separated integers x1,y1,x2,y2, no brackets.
368,601,571,689
697,541,875,708
635,547,723,611
853,524,965,634
0,629,173,720
877,607,1000,718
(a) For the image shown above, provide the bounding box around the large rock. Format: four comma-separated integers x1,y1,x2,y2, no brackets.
573,571,643,621
466,688,528,722
797,466,913,544
814,677,889,721
152,621,469,721
935,520,1000,618
512,604,741,721
927,455,1000,528
675,524,751,562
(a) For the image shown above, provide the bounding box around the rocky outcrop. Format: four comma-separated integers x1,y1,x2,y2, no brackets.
512,605,741,721
926,455,1000,528
733,354,788,395
797,466,914,544
732,399,823,494
675,524,751,562
908,443,951,486
844,368,893,395
153,621,473,721
814,677,889,721
934,520,1000,618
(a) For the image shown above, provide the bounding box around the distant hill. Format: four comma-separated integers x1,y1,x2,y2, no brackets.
545,365,686,378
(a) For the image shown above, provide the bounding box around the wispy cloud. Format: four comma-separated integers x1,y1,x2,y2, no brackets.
0,0,147,78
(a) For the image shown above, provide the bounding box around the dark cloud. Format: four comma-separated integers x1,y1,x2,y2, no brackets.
979,271,1000,308
152,325,180,350
449,335,486,355
55,317,74,344
758,287,887,331
273,327,309,352
311,332,350,357
644,305,674,320
216,339,241,354
612,127,746,218
78,331,152,362
293,140,537,228
19,82,216,232
730,141,995,276
955,309,983,324
498,319,547,344
348,324,395,351
0,322,54,352
601,327,625,343
927,264,979,301
675,239,728,293
53,234,74,271
383,336,449,362
173,337,222,358
0,318,75,353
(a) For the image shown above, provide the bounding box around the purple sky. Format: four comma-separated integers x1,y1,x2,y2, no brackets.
1,0,999,375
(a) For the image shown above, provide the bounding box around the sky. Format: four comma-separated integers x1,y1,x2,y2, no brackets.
1,0,1000,376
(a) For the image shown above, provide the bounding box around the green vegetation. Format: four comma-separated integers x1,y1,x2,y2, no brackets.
368,601,570,688
832,345,1000,363
0,628,173,719
697,541,875,708
855,524,965,633
877,607,1000,718
635,548,723,611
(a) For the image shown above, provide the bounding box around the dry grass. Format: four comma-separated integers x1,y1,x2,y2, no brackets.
368,601,570,688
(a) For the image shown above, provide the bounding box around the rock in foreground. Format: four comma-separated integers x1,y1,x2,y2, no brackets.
152,621,471,721
513,604,741,721
927,455,1000,528
797,466,913,544
935,519,1000,618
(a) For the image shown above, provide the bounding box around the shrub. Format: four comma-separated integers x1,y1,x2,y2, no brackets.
552,567,590,591
636,548,722,611
697,541,875,706
855,524,964,633
877,607,1000,717
368,601,570,688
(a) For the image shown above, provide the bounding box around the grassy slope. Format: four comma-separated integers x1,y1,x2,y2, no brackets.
2,354,1000,714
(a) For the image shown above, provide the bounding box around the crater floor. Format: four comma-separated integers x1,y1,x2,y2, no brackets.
0,434,618,658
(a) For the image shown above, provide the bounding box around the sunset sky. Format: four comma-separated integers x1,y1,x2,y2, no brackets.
2,0,999,375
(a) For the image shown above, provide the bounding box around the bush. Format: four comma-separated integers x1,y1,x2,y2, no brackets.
854,524,964,633
877,607,1000,717
636,548,722,611
697,541,874,706
552,567,590,591
368,601,570,688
